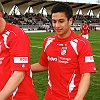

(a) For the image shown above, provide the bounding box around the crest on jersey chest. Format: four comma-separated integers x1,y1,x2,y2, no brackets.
61,46,67,56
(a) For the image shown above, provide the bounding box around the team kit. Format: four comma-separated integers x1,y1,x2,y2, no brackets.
0,2,96,100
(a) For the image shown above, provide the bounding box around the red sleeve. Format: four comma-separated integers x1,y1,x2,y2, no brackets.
78,39,96,74
8,26,30,71
39,38,48,67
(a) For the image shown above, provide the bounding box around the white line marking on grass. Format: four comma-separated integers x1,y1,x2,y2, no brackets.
94,55,100,57
90,41,100,43
30,45,42,48
30,37,43,39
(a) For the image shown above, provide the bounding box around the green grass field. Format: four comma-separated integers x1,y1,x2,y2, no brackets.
27,31,100,100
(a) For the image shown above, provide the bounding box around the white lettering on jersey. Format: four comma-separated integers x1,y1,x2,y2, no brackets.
85,56,94,62
47,56,71,64
58,57,71,64
57,44,64,46
70,39,78,55
47,56,57,62
44,38,55,52
2,31,10,48
14,57,28,63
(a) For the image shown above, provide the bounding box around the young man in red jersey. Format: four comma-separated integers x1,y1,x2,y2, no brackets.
31,3,96,100
80,21,90,39
0,2,38,100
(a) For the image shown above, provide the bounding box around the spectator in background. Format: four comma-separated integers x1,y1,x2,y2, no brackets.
31,3,96,100
0,2,38,100
80,21,90,39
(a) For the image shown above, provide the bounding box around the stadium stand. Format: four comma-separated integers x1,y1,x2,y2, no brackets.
1,0,100,31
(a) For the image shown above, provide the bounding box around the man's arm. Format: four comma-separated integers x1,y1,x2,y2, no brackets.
74,73,91,100
0,71,25,100
31,63,48,72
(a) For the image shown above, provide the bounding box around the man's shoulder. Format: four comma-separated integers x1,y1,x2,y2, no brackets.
72,31,90,44
6,23,19,29
6,23,27,36
44,34,56,41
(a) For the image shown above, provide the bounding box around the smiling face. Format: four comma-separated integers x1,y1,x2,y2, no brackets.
52,12,73,39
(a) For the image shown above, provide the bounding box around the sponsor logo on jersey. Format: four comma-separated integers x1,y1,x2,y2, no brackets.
85,56,94,62
22,64,25,68
58,56,71,64
47,56,71,64
14,57,28,63
47,56,57,62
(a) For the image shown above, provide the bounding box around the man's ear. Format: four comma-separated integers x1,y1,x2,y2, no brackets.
69,17,73,26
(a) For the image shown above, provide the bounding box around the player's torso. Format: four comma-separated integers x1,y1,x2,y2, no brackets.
44,34,81,98
0,24,37,99
0,30,11,90
82,25,89,34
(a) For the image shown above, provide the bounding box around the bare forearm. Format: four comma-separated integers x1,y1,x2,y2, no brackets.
74,73,91,100
0,71,25,100
31,63,48,72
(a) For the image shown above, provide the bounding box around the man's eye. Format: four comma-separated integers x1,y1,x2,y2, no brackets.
60,20,64,23
52,21,56,23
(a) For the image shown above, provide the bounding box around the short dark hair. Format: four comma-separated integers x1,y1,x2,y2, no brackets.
51,2,73,20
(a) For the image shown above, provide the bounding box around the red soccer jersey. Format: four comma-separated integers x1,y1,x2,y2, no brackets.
39,30,96,100
80,24,90,35
0,23,37,100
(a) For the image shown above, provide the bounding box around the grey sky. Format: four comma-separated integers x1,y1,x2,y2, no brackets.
67,0,99,4
48,0,100,4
